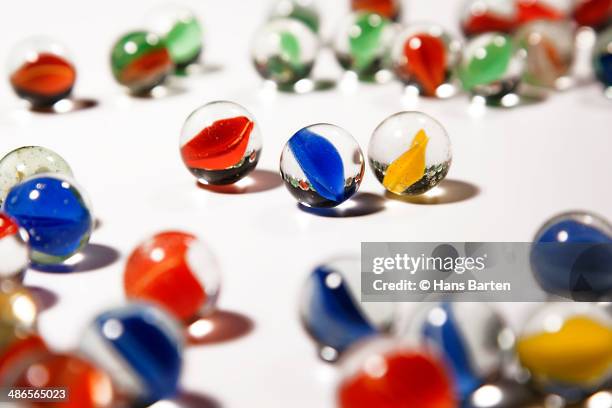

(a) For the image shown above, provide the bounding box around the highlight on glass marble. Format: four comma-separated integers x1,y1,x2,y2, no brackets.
392,24,463,98
79,303,184,405
124,231,221,323
110,31,174,96
336,337,456,408
460,0,518,37
464,378,548,408
458,32,526,105
268,0,321,33
2,174,93,266
180,100,262,186
145,4,204,74
280,123,365,208
0,351,118,408
0,280,38,351
515,0,572,25
7,36,77,108
333,11,397,82
0,146,73,207
514,20,575,89
531,211,612,300
299,257,395,362
516,302,612,403
571,0,612,30
251,18,320,91
368,111,451,197
593,27,612,97
0,213,29,279
396,302,512,401
350,0,402,21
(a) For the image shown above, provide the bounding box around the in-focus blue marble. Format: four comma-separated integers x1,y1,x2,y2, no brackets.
2,174,92,263
288,128,346,203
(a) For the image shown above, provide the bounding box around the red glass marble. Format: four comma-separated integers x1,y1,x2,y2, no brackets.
351,0,401,20
573,0,612,28
0,335,47,380
181,116,254,170
400,35,447,96
338,341,456,408
2,351,116,408
516,0,568,24
463,13,516,36
124,231,220,322
10,53,76,107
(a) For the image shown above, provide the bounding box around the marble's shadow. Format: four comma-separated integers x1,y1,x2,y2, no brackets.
298,192,386,218
186,310,254,346
24,286,58,311
385,179,480,205
197,170,282,195
30,98,98,114
31,243,120,273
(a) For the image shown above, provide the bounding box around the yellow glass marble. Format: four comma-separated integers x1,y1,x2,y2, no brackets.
0,280,38,351
382,129,428,194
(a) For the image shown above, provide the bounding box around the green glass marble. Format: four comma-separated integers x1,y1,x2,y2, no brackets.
459,33,514,90
350,13,389,72
269,0,320,33
165,17,203,68
334,12,394,81
252,19,319,89
110,31,173,95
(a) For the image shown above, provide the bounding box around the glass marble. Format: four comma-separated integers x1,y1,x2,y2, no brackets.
351,0,401,21
0,351,117,408
368,111,451,196
268,0,321,33
333,12,397,81
392,24,462,98
516,0,572,25
2,174,93,265
110,31,173,95
0,146,73,206
180,101,262,185
593,27,612,94
458,33,525,102
0,280,37,351
252,19,320,89
460,0,517,37
7,36,76,107
531,211,612,301
0,335,47,378
124,231,221,322
280,124,365,208
396,302,511,401
146,5,204,71
299,257,394,361
0,213,29,278
517,302,612,402
80,303,183,404
337,337,456,408
515,21,575,89
572,0,612,29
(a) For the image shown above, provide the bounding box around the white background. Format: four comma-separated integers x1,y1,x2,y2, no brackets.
0,0,611,407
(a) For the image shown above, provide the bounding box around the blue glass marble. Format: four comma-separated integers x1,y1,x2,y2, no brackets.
397,302,509,401
2,174,92,265
280,124,364,208
79,303,183,404
531,212,612,301
299,258,394,361
593,27,612,91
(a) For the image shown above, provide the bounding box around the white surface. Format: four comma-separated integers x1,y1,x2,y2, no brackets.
0,1,611,407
